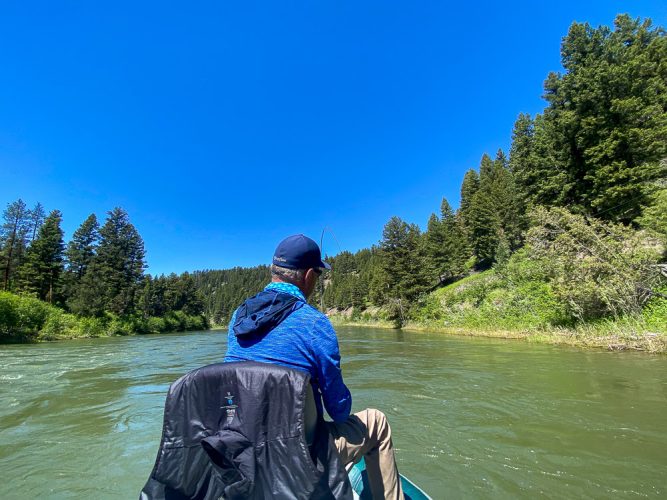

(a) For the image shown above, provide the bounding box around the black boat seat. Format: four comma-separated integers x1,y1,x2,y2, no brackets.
140,361,352,500
304,381,318,448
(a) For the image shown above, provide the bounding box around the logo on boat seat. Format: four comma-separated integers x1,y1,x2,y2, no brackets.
221,391,238,425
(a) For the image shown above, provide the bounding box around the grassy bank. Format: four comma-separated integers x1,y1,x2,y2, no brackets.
329,314,667,353
328,270,667,354
0,291,209,342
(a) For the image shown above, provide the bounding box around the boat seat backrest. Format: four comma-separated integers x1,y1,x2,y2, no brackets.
140,361,351,500
304,381,318,447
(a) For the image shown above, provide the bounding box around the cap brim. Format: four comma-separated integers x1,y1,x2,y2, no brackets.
320,261,331,270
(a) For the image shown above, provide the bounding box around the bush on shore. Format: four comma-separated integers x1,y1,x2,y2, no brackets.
411,268,571,330
0,292,53,341
342,208,667,341
0,291,209,342
404,208,667,333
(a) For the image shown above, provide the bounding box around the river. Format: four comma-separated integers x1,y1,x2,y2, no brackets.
0,327,665,499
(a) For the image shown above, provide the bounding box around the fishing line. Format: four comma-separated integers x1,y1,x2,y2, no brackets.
320,226,343,258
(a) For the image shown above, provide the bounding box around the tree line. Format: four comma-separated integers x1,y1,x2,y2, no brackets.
191,266,270,325
194,15,667,326
4,15,663,333
0,204,206,340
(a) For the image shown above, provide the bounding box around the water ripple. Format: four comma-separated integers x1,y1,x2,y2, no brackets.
1,329,666,499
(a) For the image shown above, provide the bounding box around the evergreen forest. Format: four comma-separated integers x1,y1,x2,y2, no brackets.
2,15,666,349
0,206,207,341
195,15,667,347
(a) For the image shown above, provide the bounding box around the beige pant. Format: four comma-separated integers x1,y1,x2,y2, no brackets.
327,409,404,500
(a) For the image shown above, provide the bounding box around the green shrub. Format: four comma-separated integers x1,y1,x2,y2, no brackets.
420,257,573,330
643,288,667,332
437,272,502,308
0,292,20,339
412,208,665,332
125,315,149,334
105,316,133,336
412,294,443,323
75,317,106,337
1,291,210,342
189,315,208,330
0,292,53,341
512,281,570,326
526,207,664,321
39,310,80,340
500,248,553,283
163,312,181,332
16,295,51,333
146,316,166,334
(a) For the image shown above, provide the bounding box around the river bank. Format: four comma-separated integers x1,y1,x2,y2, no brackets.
324,262,667,354
0,291,208,343
328,315,667,354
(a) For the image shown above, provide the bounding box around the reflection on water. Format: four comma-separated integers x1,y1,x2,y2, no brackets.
1,328,666,499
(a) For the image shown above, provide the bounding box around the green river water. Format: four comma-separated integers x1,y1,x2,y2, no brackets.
0,327,665,499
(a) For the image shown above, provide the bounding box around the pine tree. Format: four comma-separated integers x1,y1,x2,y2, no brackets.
366,247,388,306
28,203,46,242
459,169,480,231
538,14,667,222
441,202,470,279
138,275,158,318
492,149,524,249
450,211,471,275
510,113,538,205
459,168,481,261
78,208,146,316
67,267,107,316
63,214,100,310
380,217,429,304
66,214,100,280
464,151,524,267
402,223,429,299
350,274,365,309
1,199,31,290
494,235,511,269
163,273,204,315
467,188,502,268
478,153,496,188
380,216,411,300
637,169,667,244
15,210,65,303
424,212,445,283
424,197,471,283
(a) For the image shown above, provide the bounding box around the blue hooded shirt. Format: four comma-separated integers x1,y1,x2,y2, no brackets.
224,282,352,423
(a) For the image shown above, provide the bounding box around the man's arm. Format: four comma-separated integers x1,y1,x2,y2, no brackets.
310,316,352,422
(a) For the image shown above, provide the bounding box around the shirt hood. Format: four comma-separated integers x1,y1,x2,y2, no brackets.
232,289,305,337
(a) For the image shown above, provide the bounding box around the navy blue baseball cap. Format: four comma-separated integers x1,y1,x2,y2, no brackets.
272,234,331,270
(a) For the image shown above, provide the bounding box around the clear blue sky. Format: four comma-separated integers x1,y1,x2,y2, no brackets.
1,1,665,275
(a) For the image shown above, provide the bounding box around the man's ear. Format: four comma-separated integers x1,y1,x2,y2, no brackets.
302,268,317,296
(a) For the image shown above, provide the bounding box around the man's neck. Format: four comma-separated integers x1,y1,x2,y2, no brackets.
271,277,307,297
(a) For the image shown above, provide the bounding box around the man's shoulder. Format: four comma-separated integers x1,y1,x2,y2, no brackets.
298,302,328,318
290,303,333,328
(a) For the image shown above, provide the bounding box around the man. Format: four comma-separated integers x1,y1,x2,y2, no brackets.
225,234,404,500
